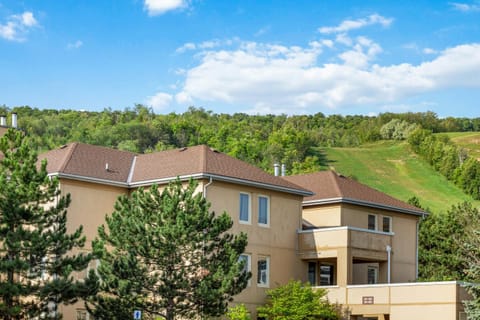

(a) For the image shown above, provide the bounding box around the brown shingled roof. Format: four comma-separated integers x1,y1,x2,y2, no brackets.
40,143,136,183
283,170,425,216
40,144,310,195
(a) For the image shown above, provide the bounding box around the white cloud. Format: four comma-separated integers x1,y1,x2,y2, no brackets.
0,11,38,41
146,92,173,111
172,38,480,114
144,0,188,16
319,14,393,34
423,47,437,54
67,40,83,50
176,42,196,53
450,2,480,12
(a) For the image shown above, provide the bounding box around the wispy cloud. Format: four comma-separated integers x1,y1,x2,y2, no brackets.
0,11,38,42
318,14,393,34
67,40,83,50
449,2,480,12
144,0,189,16
146,92,173,111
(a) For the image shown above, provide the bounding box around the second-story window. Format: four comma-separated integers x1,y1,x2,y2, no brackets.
258,195,269,226
239,193,251,224
368,214,377,230
382,216,392,233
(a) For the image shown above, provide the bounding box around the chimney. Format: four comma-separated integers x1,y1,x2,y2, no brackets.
281,163,286,176
11,113,17,128
0,115,6,127
274,163,280,176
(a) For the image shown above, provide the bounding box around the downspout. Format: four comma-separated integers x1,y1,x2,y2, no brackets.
386,245,391,284
416,215,422,280
203,176,213,198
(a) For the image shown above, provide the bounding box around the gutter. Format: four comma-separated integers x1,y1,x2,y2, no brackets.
303,197,426,216
48,172,313,196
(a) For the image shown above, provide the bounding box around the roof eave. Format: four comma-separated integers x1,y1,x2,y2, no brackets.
131,173,313,196
49,172,129,188
303,197,426,216
49,172,313,196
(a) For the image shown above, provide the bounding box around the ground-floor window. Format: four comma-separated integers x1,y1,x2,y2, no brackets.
320,263,335,286
367,266,378,284
257,256,270,287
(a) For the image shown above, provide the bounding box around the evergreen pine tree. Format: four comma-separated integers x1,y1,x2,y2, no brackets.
88,179,250,320
0,129,97,320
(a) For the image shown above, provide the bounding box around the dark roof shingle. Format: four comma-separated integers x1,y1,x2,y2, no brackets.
283,171,425,215
40,144,310,195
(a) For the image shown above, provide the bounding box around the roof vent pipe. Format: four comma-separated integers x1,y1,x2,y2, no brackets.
281,164,286,176
0,115,6,127
274,163,280,176
11,113,17,128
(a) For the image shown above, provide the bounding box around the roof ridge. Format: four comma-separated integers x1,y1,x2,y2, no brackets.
58,142,78,173
201,145,208,173
329,171,343,197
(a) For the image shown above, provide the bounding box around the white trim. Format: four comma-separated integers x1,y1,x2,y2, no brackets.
239,253,252,286
257,256,270,288
127,156,137,184
368,213,378,231
239,192,251,224
257,194,270,227
49,172,312,196
382,215,393,233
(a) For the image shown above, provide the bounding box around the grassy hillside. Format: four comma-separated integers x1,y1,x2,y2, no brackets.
444,132,480,160
320,140,480,214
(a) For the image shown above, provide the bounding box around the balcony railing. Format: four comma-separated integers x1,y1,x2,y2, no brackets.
297,226,392,260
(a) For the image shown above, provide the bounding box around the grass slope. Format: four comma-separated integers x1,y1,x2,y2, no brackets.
320,140,479,214
444,132,480,161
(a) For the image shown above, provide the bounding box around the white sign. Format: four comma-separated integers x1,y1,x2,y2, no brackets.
133,310,142,319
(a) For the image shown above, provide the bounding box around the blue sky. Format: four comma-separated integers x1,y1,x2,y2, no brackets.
1,0,480,117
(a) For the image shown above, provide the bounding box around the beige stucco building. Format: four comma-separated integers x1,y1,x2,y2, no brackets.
0,118,470,320
285,171,468,320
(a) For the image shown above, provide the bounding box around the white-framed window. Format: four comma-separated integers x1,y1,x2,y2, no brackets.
239,254,252,286
367,266,378,284
239,193,251,224
382,216,392,233
258,195,270,226
257,256,270,287
368,214,377,231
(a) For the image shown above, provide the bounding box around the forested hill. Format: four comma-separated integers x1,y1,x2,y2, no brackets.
3,105,480,212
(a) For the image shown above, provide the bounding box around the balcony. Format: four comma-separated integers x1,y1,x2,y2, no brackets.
320,281,468,320
297,226,392,260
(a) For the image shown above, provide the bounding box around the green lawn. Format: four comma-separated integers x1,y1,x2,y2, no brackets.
319,140,479,214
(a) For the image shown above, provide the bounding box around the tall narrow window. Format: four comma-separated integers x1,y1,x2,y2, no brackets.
239,193,251,223
382,216,392,233
239,254,251,286
308,262,317,285
258,195,269,226
320,264,335,286
367,266,378,284
257,256,270,287
368,214,377,231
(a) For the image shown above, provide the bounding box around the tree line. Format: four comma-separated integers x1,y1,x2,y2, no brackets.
3,105,480,175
